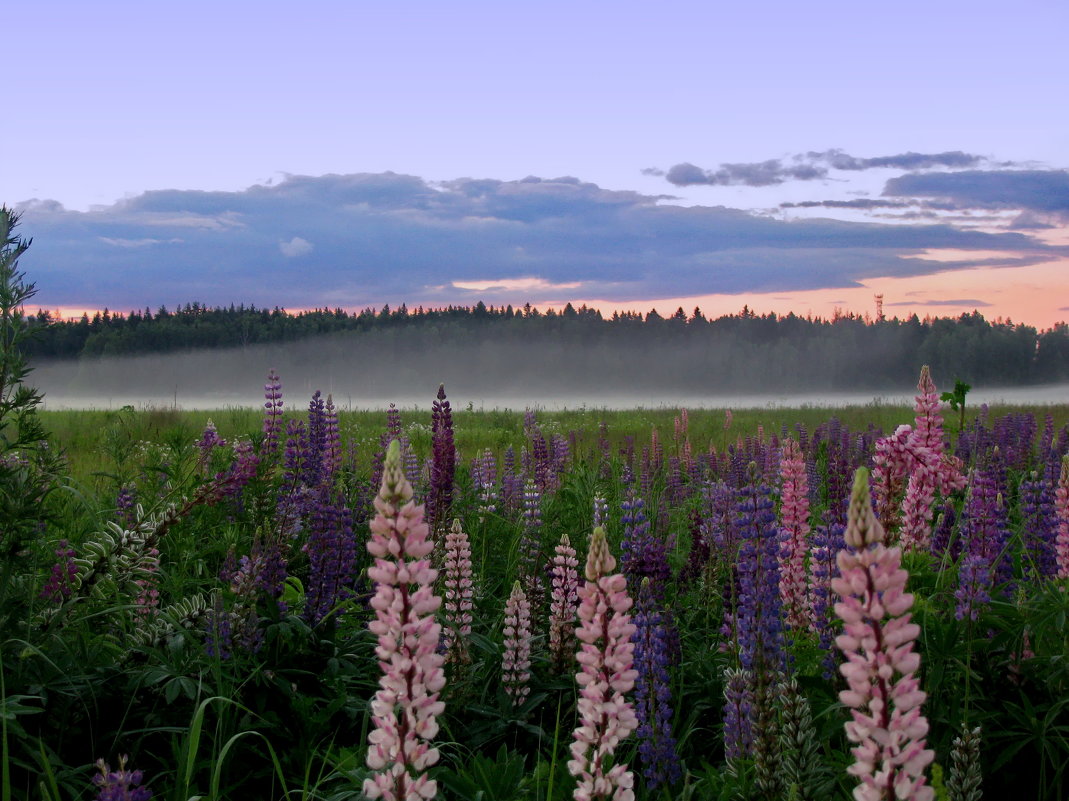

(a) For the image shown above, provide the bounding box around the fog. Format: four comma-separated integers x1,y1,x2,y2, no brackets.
29,334,1069,411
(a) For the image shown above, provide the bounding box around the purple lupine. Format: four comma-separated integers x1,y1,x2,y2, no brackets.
262,369,284,455
519,479,544,605
215,439,260,501
302,491,357,627
116,484,138,528
92,755,152,801
501,446,523,514
195,419,226,474
722,666,755,761
304,391,327,489
632,578,681,790
427,384,455,532
40,539,78,602
620,491,670,592
551,433,571,484
735,472,786,673
1020,471,1058,579
809,522,846,678
930,501,957,566
955,471,1011,609
321,394,342,485
473,448,498,520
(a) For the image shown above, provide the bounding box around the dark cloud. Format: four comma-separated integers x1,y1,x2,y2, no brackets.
14,172,1065,310
884,170,1069,217
806,149,987,171
666,160,828,187
661,149,993,188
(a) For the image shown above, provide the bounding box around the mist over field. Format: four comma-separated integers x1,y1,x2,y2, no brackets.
30,332,1069,410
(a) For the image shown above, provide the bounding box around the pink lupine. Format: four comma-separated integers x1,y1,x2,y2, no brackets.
777,438,811,628
549,532,580,672
502,580,532,706
899,367,966,550
833,468,934,801
442,518,474,664
569,526,639,801
1055,455,1069,579
364,440,445,801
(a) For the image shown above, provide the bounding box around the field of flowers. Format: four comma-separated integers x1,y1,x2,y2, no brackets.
3,368,1069,801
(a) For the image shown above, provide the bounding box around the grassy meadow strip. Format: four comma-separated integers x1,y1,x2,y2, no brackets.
1,377,1066,800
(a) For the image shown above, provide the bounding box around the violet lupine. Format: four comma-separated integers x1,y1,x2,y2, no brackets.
569,526,639,801
364,440,445,801
92,755,152,801
722,666,755,761
302,492,357,627
40,539,78,602
619,492,670,592
321,394,342,484
262,369,284,455
116,484,138,528
442,518,474,664
735,473,787,674
954,469,1011,619
519,479,544,604
810,522,846,678
833,468,934,801
195,419,226,474
777,438,811,629
1020,471,1058,579
1056,455,1069,579
473,448,497,520
549,532,580,672
428,384,455,532
632,578,681,790
502,580,533,706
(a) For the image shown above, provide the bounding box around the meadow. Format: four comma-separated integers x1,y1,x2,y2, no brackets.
3,371,1069,801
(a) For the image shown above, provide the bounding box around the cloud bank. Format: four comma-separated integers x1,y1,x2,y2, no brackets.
14,171,1063,310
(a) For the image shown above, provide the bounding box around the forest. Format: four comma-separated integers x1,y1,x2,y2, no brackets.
22,301,1069,391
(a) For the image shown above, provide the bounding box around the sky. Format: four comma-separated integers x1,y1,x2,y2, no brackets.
7,0,1069,328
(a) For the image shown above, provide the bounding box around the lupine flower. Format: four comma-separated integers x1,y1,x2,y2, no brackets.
722,666,755,761
262,369,284,455
632,578,681,790
735,472,786,673
442,518,474,664
473,449,498,520
116,484,138,528
810,522,846,678
428,384,455,532
364,440,445,801
519,479,544,603
195,419,226,474
502,580,532,706
40,539,78,602
549,532,580,672
569,526,639,801
833,468,934,801
92,754,152,801
620,491,670,592
592,494,608,530
1020,470,1057,579
724,408,733,430
946,725,983,801
954,469,1011,619
777,438,811,629
1055,455,1069,579
134,546,160,621
302,492,357,627
501,446,523,514
321,394,342,484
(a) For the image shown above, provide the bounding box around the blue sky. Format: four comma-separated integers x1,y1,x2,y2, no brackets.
8,0,1069,325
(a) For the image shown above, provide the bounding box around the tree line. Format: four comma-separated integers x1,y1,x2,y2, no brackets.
22,301,1069,388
